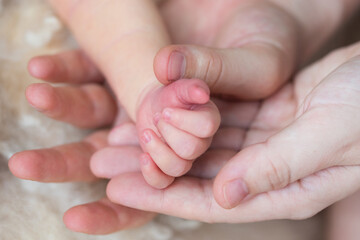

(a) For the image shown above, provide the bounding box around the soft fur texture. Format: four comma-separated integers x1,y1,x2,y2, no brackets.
0,0,324,239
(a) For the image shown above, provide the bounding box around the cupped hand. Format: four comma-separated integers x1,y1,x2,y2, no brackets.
106,42,360,222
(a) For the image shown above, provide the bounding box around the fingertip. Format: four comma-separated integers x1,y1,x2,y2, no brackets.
8,151,44,180
108,122,138,146
189,83,210,104
174,79,210,105
213,175,230,209
63,203,119,235
90,147,142,179
213,148,256,209
154,45,191,85
25,83,58,112
140,153,174,189
167,51,186,82
154,47,171,85
63,207,88,233
214,177,249,209
28,56,56,80
89,150,106,178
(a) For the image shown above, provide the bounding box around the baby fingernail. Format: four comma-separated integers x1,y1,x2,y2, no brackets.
153,112,161,125
223,178,249,208
168,51,186,81
140,154,150,166
162,108,173,122
141,131,152,144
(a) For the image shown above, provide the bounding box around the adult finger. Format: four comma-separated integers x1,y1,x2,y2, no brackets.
108,122,139,146
107,166,360,223
26,83,116,128
90,146,142,179
154,2,300,99
91,146,235,181
154,43,294,99
64,198,155,234
28,50,103,83
156,0,360,99
8,130,108,182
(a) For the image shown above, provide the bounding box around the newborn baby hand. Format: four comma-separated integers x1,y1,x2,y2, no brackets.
135,79,220,189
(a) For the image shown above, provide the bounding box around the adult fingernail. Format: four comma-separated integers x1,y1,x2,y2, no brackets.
223,178,249,208
168,51,186,81
141,131,152,144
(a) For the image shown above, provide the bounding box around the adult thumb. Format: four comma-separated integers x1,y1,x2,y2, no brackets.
212,106,351,209
154,44,293,99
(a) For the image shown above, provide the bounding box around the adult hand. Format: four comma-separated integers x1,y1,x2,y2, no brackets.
8,50,156,234
106,42,360,222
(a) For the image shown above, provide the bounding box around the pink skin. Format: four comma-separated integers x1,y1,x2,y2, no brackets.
9,0,360,235
27,52,221,190
105,42,360,223
9,51,236,234
13,43,360,236
44,0,222,189
43,0,359,192
134,79,220,188
154,0,360,99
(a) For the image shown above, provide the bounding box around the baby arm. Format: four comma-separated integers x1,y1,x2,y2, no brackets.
48,0,220,188
48,0,169,120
